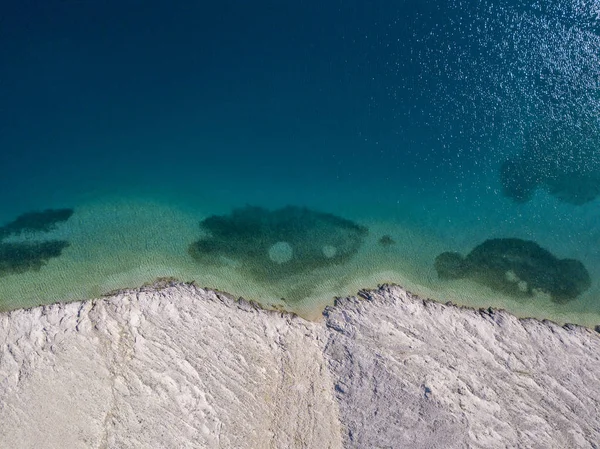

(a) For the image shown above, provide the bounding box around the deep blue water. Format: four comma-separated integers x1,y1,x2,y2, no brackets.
0,1,478,197
1,1,600,326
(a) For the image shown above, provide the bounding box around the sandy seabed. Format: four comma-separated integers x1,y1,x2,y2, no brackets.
0,194,599,328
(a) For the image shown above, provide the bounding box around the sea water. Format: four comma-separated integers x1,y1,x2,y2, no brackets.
1,0,600,327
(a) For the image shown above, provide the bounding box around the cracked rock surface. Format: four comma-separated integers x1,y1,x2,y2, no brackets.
324,287,600,449
1,284,599,448
0,285,341,449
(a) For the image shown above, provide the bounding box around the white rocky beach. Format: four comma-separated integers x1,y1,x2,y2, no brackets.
1,282,599,448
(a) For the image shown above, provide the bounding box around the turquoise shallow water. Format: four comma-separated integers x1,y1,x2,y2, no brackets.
1,1,600,326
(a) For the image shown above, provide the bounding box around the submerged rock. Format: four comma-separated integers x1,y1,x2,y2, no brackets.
500,118,600,205
434,238,591,303
0,208,74,238
0,209,73,276
499,158,541,203
378,235,396,247
189,205,368,280
0,240,70,276
0,208,73,277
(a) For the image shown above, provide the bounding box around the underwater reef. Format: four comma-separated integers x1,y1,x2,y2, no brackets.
500,118,600,205
189,205,368,281
378,235,396,247
0,241,70,276
0,208,73,277
434,238,591,303
0,208,74,238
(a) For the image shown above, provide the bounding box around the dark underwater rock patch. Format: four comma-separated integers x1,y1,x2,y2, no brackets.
500,119,600,205
0,208,74,277
0,241,70,276
378,235,396,247
0,208,74,238
189,205,368,281
435,238,591,303
500,158,540,203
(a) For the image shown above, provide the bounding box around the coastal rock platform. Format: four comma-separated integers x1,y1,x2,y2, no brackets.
1,283,599,448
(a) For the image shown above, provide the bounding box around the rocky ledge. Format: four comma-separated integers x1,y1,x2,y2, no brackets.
1,283,599,448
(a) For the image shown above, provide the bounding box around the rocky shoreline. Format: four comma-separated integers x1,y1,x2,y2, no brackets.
1,283,599,448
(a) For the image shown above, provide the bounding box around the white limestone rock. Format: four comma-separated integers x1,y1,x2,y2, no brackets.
0,284,342,449
1,283,599,448
323,286,600,448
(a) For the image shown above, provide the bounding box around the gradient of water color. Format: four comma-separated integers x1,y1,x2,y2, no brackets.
1,1,599,327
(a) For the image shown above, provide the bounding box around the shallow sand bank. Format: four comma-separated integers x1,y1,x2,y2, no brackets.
2,197,599,328
1,283,599,448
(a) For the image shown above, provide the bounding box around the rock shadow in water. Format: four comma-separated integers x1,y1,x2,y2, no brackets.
0,241,70,276
378,235,396,247
500,118,600,205
434,238,591,303
188,206,368,282
0,208,74,238
0,208,74,277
